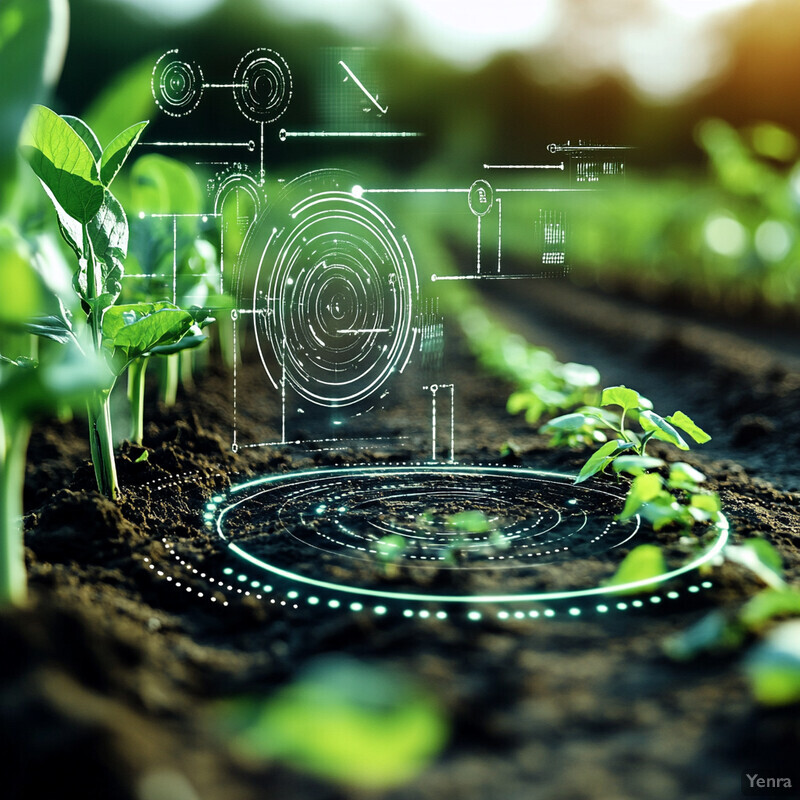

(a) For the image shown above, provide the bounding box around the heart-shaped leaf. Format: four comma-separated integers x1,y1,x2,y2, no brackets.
19,104,104,224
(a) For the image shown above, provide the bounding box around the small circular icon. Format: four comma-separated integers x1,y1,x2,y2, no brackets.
468,179,493,217
233,48,292,124
152,50,204,117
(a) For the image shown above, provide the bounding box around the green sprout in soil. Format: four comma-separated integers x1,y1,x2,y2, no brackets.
0,346,106,605
19,104,148,498
542,385,719,532
19,107,216,488
125,153,226,409
461,306,600,425
664,538,800,706
104,301,212,445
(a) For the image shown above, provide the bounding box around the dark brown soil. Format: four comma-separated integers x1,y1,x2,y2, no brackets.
3,279,799,800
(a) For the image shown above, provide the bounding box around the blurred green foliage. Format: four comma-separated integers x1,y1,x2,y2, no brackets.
216,656,448,790
569,120,800,314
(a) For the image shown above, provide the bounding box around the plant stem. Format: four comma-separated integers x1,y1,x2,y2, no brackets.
161,353,179,407
179,349,195,391
87,391,119,499
0,415,31,606
83,222,119,500
217,312,234,369
127,356,149,445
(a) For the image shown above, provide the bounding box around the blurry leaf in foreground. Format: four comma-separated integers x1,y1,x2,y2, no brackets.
744,620,800,706
0,0,68,206
0,224,44,324
740,587,800,631
603,544,666,594
724,539,785,590
216,656,448,790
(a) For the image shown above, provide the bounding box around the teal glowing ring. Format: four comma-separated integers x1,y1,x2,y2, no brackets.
211,464,729,606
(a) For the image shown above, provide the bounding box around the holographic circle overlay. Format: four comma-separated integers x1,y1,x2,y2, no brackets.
152,50,204,117
233,48,292,124
252,188,418,408
157,464,728,620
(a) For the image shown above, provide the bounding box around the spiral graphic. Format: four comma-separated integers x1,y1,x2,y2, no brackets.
246,173,418,408
152,50,204,117
233,48,292,124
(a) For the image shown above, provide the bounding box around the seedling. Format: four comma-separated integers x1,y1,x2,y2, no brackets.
461,307,600,424
0,347,107,605
103,301,212,445
20,104,148,498
125,154,225,406
664,538,800,705
541,385,719,532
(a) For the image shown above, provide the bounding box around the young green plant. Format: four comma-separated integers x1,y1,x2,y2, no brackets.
541,385,719,531
107,302,212,445
20,105,148,498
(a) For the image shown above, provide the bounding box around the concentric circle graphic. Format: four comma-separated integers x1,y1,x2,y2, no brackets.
233,48,292,124
192,464,728,615
248,173,418,408
152,50,204,117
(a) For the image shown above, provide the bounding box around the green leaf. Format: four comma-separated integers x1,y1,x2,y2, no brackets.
604,544,667,594
724,539,785,590
61,115,102,162
102,301,195,362
507,391,534,416
617,472,663,520
577,406,621,426
740,588,800,630
613,455,665,476
689,493,721,514
218,657,448,790
447,510,490,533
524,397,546,425
639,410,689,450
0,225,45,324
558,362,600,388
68,192,128,309
148,332,207,356
600,385,641,414
539,413,593,433
667,461,707,491
19,104,104,224
100,120,148,187
575,439,628,484
744,621,800,705
666,410,711,444
21,311,74,344
639,494,692,531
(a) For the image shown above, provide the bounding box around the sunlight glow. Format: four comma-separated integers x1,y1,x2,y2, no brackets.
656,0,759,21
110,0,221,23
397,0,558,66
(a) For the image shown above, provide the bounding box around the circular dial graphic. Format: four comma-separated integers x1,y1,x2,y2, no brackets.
247,174,418,408
233,48,292,124
152,50,204,117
